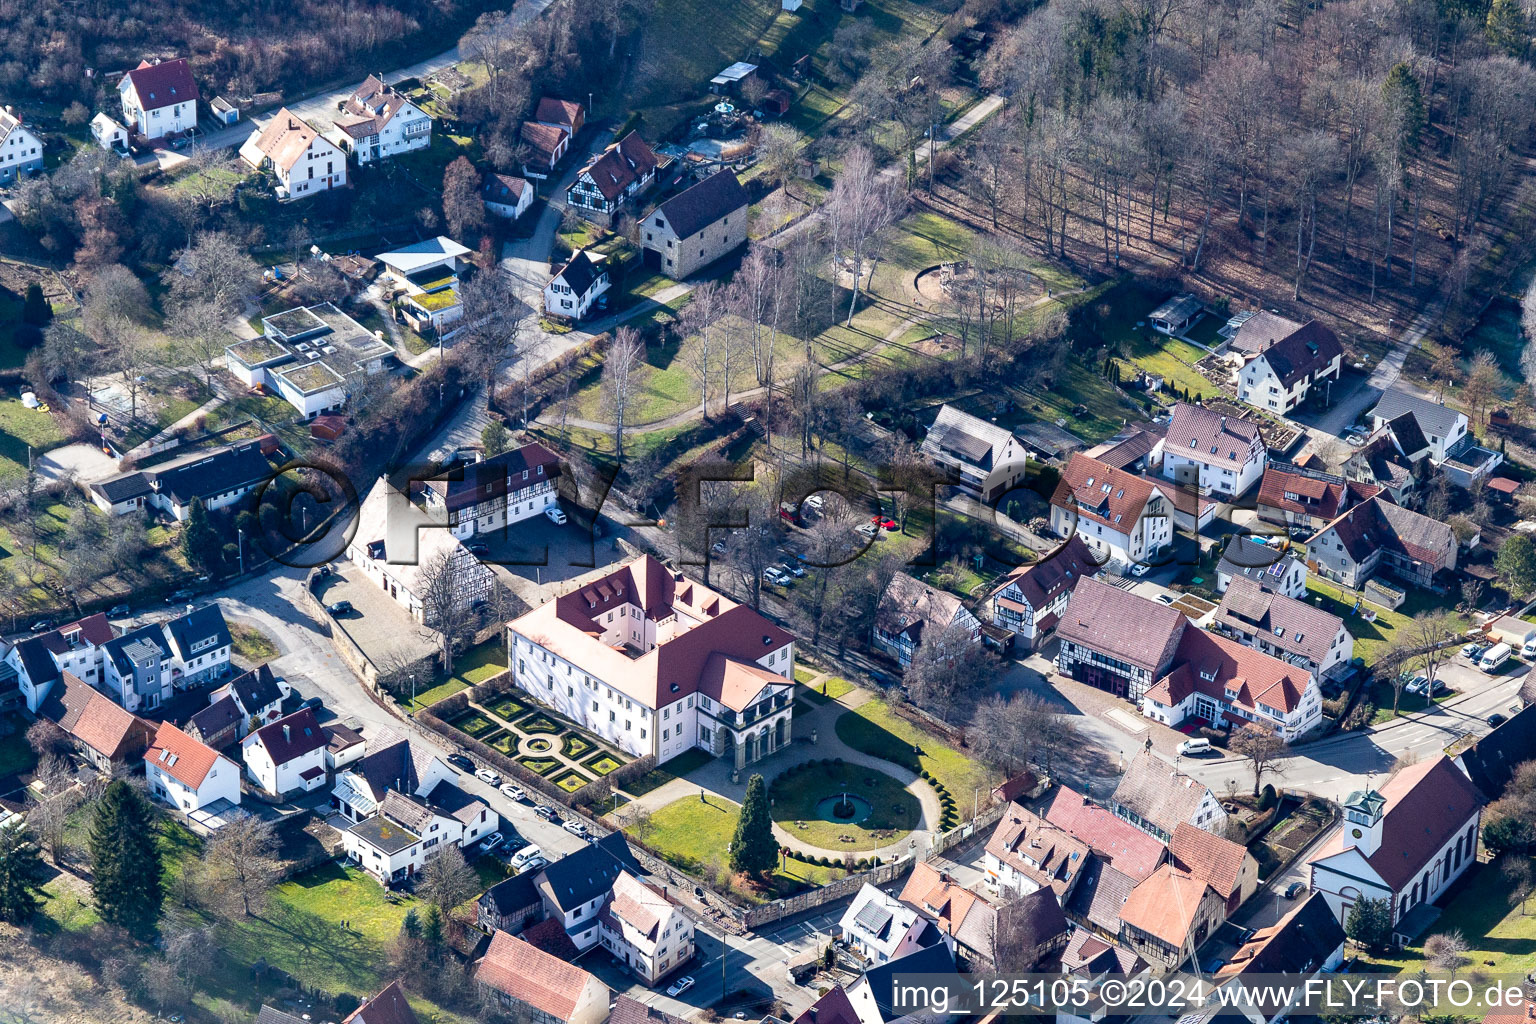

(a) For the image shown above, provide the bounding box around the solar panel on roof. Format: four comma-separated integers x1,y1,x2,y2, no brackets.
854,902,893,935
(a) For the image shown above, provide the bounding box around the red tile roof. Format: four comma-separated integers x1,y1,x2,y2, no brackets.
1258,466,1377,520
249,708,327,765
1165,403,1262,465
1042,786,1167,882
1145,626,1310,718
41,672,153,762
520,121,568,161
534,97,584,130
578,131,658,201
1117,864,1212,948
124,58,199,109
477,930,600,1018
1168,821,1249,899
343,979,419,1024
1052,454,1160,533
146,721,224,789
994,535,1101,612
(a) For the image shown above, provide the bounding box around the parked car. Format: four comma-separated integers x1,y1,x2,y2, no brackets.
499,782,526,802
535,804,559,822
1462,643,1487,662
475,767,502,786
780,561,807,579
711,541,727,556
500,834,530,857
166,589,192,604
1481,642,1514,673
870,515,897,531
1176,737,1213,756
1284,881,1306,899
108,604,130,618
545,506,568,525
466,542,490,557
763,566,791,586
298,696,324,711
515,853,547,875
446,753,474,773
563,819,588,837
855,522,879,540
1404,675,1430,695
1156,593,1176,605
27,620,52,633
1129,562,1151,577
327,600,353,616
510,845,544,872
667,977,695,997
1488,713,1508,728
478,832,505,854
1522,638,1536,659
1345,434,1366,447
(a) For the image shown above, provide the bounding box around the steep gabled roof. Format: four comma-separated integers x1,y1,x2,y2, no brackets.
1111,751,1215,836
1166,403,1263,465
986,800,1092,897
1216,535,1303,591
1055,577,1186,675
1052,453,1161,534
1371,388,1465,442
1457,702,1536,800
188,696,242,743
1145,626,1311,718
538,831,642,913
875,571,972,647
1168,821,1250,899
1309,495,1454,568
245,109,331,172
123,58,199,109
552,249,605,297
534,97,583,130
1042,785,1168,882
146,721,225,789
12,613,115,688
993,534,1101,613
1254,320,1342,388
578,131,658,200
1117,864,1214,949
248,708,326,765
1257,464,1376,519
1216,892,1343,980
344,980,420,1024
476,930,602,1018
164,604,231,660
654,169,749,240
228,664,284,714
1215,576,1346,666
40,672,152,761
520,120,568,160
922,404,1020,472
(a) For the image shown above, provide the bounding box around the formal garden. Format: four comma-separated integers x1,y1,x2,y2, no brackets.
442,693,631,792
769,759,920,852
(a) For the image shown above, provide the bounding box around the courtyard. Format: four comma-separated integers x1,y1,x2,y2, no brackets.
444,692,631,793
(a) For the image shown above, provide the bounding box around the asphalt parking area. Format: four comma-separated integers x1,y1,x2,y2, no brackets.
474,512,625,587
315,563,438,667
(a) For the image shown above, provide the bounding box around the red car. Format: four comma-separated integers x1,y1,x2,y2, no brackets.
871,516,898,531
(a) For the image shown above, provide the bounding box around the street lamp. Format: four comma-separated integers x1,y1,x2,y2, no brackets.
238,528,245,575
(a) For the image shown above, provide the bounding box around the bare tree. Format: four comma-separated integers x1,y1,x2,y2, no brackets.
678,281,727,419
458,271,533,411
418,845,480,916
202,814,281,917
416,548,490,674
602,326,645,460
165,231,261,314
1503,856,1533,915
1424,931,1470,976
1230,726,1289,796
906,622,995,724
826,146,903,326
757,123,802,200
26,754,81,865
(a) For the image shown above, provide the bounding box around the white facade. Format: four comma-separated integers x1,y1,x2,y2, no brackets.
598,873,695,986
119,76,196,138
90,113,129,153
338,91,431,165
1238,349,1342,414
1162,446,1266,499
1216,553,1307,599
241,727,327,796
0,112,45,184
1049,497,1171,570
146,749,240,812
341,795,497,884
238,112,348,200
1141,676,1322,743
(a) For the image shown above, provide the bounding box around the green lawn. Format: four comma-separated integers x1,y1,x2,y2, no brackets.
230,622,279,664
0,714,37,778
1357,860,1535,974
770,761,918,850
1305,578,1467,668
0,288,32,370
801,676,856,704
835,698,997,805
401,638,506,712
1123,335,1216,402
0,398,66,481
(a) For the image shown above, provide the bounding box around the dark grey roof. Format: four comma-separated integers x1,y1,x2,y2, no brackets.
1371,388,1464,442
859,944,958,1021
420,778,489,824
188,695,242,743
655,170,749,240
554,250,605,298
354,735,434,801
165,605,231,660
91,471,152,503
1217,536,1301,590
103,623,172,677
229,664,284,714
1384,412,1430,459
1457,702,1536,800
1257,320,1342,388
538,831,641,912
147,441,271,508
1214,576,1344,665
346,814,419,855
480,871,541,916
257,1006,310,1024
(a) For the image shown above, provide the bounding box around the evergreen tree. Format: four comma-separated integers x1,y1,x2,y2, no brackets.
730,774,778,876
1496,534,1536,599
181,497,220,574
1382,63,1426,155
21,283,51,326
1486,0,1530,57
482,420,512,457
1344,896,1392,951
88,780,164,933
400,907,422,941
0,823,46,923
422,903,445,951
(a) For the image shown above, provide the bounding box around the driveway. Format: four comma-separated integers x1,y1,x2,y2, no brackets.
33,442,119,487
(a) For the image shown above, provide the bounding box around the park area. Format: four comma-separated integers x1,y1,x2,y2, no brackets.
834,697,997,809
1357,860,1536,975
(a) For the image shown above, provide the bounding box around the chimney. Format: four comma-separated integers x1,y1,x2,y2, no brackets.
283,724,291,742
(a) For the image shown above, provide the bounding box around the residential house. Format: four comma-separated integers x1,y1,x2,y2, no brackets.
1227,310,1303,357
413,442,560,539
920,404,1032,505
1140,625,1323,741
1110,750,1228,842
208,664,287,737
1214,576,1353,682
1054,578,1185,701
641,169,750,279
1306,495,1457,589
535,832,645,950
484,172,533,220
342,980,419,1024
567,131,659,220
520,121,570,177
598,870,695,985
1456,702,1536,799
845,943,960,1024
984,799,1095,899
89,440,273,520
239,108,347,199
791,988,861,1024
9,613,115,713
1235,320,1343,414
1149,294,1203,335
100,623,175,713
872,571,980,668
1440,435,1505,489
340,780,496,883
901,861,1067,971
1059,927,1147,979
1168,821,1259,914
1369,388,1469,464
144,722,240,813
376,236,471,335
1213,894,1346,1024
1344,427,1423,503
1051,454,1175,570
89,112,130,154
330,76,431,165
1117,863,1229,971
119,58,198,138
1307,756,1482,942
241,708,328,796
347,476,495,624
839,883,948,965
478,870,543,935
475,929,610,1024
39,672,154,771
185,696,243,750
162,605,233,688
533,97,584,136
611,996,689,1024
0,109,44,183
1084,425,1166,475
324,723,366,771
331,733,455,822
507,554,796,767
1214,535,1306,599
1042,785,1169,884
226,303,392,417
1256,464,1378,532
1160,404,1267,499
986,535,1099,650
543,249,609,321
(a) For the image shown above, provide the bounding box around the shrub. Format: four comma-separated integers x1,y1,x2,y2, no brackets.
1258,784,1278,810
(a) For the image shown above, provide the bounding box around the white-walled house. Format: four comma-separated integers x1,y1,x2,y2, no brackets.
0,109,45,184
89,113,130,154
414,442,560,539
1161,404,1267,499
507,555,796,769
1235,321,1343,415
1141,627,1323,742
1213,576,1353,682
1308,757,1481,943
330,76,432,165
544,250,609,320
100,606,232,712
119,58,199,138
225,303,392,418
484,172,533,220
1214,535,1307,599
340,783,496,883
1110,750,1229,842
1369,389,1469,465
598,871,695,986
332,734,455,823
241,708,328,796
920,404,1031,505
872,572,980,668
987,535,1099,651
145,722,241,813
1050,454,1175,571
88,440,272,521
9,613,115,714
239,108,347,200
209,664,287,738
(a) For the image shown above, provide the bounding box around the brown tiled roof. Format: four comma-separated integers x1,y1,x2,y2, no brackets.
1111,751,1213,837
476,930,600,1018
876,571,970,646
1063,855,1137,934
1118,864,1212,948
1215,575,1345,666
1215,892,1343,982
1055,577,1186,675
1168,821,1249,899
1308,495,1454,568
578,131,658,200
1308,756,1481,890
1256,320,1342,388
534,97,583,131
520,120,568,161
985,801,1092,897
1165,403,1262,465
993,535,1100,612
40,672,153,761
249,708,327,765
1258,466,1377,520
1145,626,1310,717
1061,927,1145,975
792,988,861,1024
344,979,420,1024
898,862,1000,957
123,58,199,109
1230,311,1304,355
1042,786,1167,882
146,722,224,789
1052,453,1160,532
697,653,786,712
483,172,528,205
324,722,365,754
602,871,674,941
247,109,328,172
338,76,412,134
521,916,580,959
1083,426,1165,471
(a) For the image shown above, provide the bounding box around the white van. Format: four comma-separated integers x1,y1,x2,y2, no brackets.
1177,738,1212,756
1481,642,1513,673
510,845,544,871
